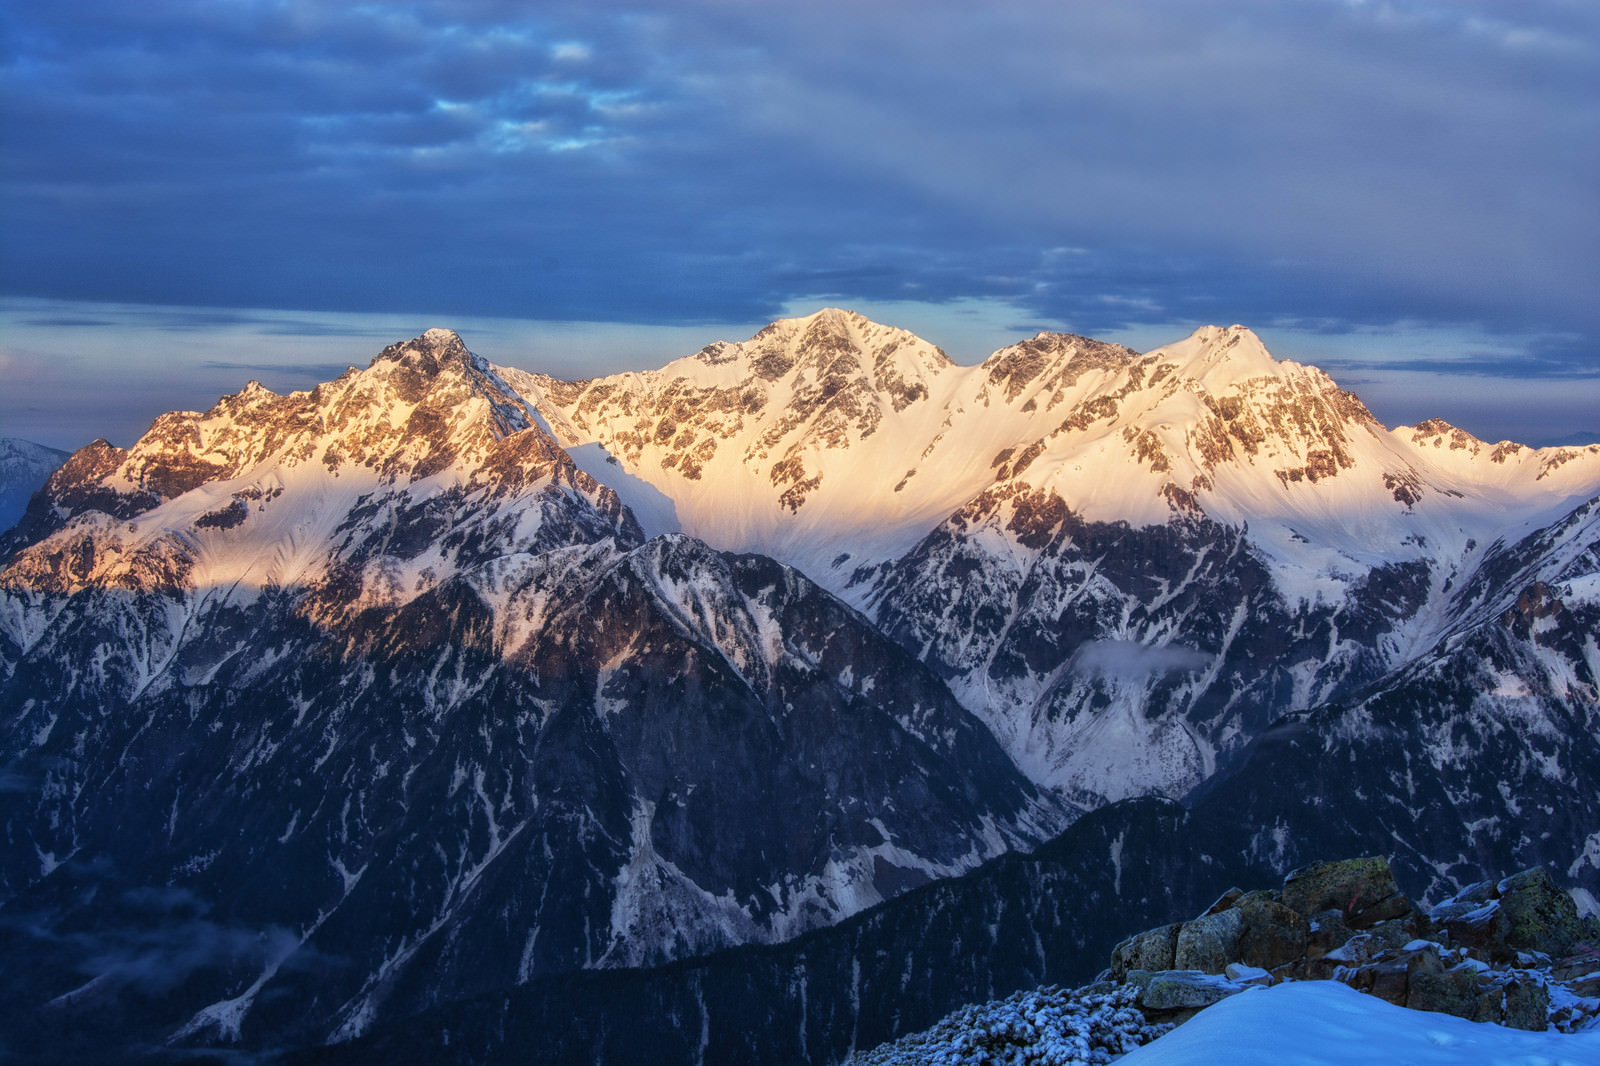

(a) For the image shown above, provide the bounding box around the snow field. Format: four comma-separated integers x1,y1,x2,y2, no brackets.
1117,980,1600,1066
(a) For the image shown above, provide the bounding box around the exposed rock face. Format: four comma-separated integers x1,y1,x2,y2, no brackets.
1280,857,1413,929
1428,867,1589,964
867,505,1405,808
1235,894,1309,970
1128,970,1242,1014
1113,923,1182,975
1188,495,1600,906
503,308,963,562
1173,909,1244,973
539,314,1600,942
1497,868,1590,958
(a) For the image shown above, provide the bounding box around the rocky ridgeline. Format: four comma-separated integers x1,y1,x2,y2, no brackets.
852,858,1598,1066
1110,856,1600,1033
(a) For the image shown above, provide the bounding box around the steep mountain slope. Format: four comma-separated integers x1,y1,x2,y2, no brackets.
1188,490,1600,904
285,797,1254,1066
861,367,1600,804
0,328,634,605
518,312,1600,806
503,308,984,578
0,331,1055,1057
0,437,70,534
288,483,1600,1062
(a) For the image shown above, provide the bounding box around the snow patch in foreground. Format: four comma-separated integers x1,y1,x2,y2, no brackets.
1118,981,1600,1066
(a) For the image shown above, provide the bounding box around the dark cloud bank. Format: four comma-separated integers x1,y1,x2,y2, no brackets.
1,1,1596,379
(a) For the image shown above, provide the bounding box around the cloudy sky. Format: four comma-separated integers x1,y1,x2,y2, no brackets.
2,0,1596,451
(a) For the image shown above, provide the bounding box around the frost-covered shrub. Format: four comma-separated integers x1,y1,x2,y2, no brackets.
846,983,1170,1066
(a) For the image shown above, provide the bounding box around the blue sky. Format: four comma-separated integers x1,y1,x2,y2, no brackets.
2,1,1596,451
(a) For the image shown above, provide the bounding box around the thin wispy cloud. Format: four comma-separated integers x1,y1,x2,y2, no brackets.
198,361,354,378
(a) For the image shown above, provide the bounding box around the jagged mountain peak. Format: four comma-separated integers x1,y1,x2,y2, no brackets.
774,305,869,336
1025,328,1137,351
0,437,71,465
1195,322,1263,343
1154,323,1298,388
1395,415,1600,487
0,438,73,495
3,316,1599,1062
751,306,890,340
976,331,1144,405
368,327,484,376
1408,416,1484,448
1189,322,1267,348
1150,327,1389,448
678,308,955,391
0,332,639,603
532,315,1550,588
108,335,514,494
1407,417,1600,461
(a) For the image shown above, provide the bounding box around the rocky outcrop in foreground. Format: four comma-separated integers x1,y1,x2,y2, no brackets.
1111,856,1599,1033
852,857,1600,1065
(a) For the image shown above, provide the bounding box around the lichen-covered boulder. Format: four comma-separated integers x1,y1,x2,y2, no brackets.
1429,898,1507,960
1131,970,1245,1012
1111,923,1181,980
1367,916,1423,950
1428,867,1586,963
1339,957,1411,1005
1406,965,1484,1019
1174,909,1243,973
1452,878,1498,906
1498,868,1586,957
1236,895,1309,970
1201,887,1245,915
1335,942,1445,1007
1305,908,1355,960
1499,974,1552,1031
1282,857,1412,929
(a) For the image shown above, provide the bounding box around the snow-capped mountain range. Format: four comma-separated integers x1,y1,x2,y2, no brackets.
512,310,1600,806
513,308,1597,597
1,313,1596,1061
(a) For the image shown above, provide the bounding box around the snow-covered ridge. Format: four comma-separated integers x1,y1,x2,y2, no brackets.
507,309,1600,599
0,329,631,612
496,310,1600,807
